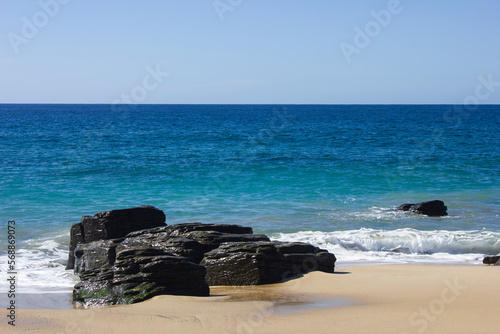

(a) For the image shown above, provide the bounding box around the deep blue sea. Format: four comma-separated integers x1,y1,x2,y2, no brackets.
1,104,499,294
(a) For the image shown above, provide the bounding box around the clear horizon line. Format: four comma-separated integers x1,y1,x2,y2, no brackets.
1,102,499,106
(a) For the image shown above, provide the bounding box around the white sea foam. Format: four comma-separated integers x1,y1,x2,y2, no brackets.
0,234,78,294
272,229,500,267
1,228,499,294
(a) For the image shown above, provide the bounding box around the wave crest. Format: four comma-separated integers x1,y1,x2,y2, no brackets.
273,228,500,265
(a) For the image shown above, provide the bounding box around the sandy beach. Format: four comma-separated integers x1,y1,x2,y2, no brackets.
3,264,499,334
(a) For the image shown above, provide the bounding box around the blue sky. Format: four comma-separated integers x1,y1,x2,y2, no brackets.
1,0,499,104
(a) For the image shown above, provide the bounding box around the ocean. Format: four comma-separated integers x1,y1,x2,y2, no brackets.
0,104,499,297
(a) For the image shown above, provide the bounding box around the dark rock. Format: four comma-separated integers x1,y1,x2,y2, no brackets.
118,235,205,264
74,239,123,275
396,200,448,216
112,248,209,303
67,206,166,269
200,242,288,285
410,200,448,216
117,223,267,264
73,247,209,307
67,223,85,270
69,214,337,307
397,204,413,211
483,256,500,265
182,230,271,255
166,222,254,236
125,222,253,239
200,241,336,286
73,268,116,307
70,220,265,306
81,205,167,240
274,242,337,274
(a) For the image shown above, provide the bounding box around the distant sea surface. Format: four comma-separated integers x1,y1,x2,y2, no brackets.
0,104,499,294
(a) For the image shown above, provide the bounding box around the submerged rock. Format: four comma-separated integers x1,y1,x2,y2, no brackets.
483,256,500,265
396,200,448,216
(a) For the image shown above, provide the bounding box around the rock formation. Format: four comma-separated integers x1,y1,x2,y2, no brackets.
396,200,448,216
67,205,166,270
201,241,336,285
68,207,337,307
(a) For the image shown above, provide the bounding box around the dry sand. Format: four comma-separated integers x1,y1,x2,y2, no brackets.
2,264,499,334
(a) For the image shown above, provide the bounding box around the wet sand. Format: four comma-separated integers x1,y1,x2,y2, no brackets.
2,264,499,334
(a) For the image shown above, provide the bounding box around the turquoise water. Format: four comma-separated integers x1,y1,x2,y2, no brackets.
0,104,499,292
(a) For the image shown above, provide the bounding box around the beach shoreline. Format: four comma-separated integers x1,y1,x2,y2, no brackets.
10,260,481,310
4,263,499,334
